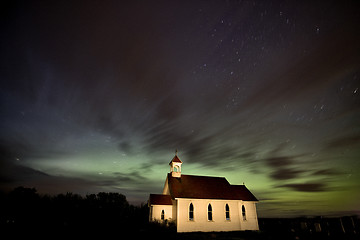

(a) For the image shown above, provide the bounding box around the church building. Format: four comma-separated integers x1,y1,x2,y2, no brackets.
148,151,259,232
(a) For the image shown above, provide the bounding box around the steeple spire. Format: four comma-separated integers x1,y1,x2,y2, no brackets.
169,150,182,178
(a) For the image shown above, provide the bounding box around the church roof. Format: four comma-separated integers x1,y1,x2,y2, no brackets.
167,174,258,201
149,194,173,205
169,155,182,165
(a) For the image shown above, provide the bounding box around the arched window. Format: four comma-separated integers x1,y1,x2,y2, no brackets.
189,203,194,221
161,209,165,220
225,204,230,220
242,205,246,221
208,204,213,221
174,166,179,172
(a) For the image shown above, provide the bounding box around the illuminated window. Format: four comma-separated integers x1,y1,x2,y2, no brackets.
242,205,246,221
189,203,194,221
208,204,213,221
225,204,230,220
161,210,165,220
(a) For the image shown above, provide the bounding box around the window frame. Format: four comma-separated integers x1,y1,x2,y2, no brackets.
189,203,194,221
161,209,165,220
242,205,246,221
207,203,213,221
225,203,230,221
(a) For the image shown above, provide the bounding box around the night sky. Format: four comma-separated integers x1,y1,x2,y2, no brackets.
1,0,360,217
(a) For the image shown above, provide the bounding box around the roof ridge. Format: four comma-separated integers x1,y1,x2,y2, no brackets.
178,174,227,179
167,173,258,201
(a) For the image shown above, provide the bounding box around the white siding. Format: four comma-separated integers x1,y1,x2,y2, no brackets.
239,201,259,230
150,204,174,222
176,198,259,232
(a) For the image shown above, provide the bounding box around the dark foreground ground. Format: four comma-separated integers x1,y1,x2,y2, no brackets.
3,216,359,240
150,217,360,240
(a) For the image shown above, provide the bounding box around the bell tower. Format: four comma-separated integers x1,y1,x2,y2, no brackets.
169,149,182,178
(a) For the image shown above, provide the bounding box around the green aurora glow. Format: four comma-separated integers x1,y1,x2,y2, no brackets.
1,1,359,217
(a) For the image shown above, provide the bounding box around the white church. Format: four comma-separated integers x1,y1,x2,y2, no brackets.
148,152,259,232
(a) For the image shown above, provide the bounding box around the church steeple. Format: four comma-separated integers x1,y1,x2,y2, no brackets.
169,149,182,178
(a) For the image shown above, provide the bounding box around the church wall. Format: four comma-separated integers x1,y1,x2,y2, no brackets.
150,204,174,222
172,199,177,221
238,201,259,230
176,198,258,232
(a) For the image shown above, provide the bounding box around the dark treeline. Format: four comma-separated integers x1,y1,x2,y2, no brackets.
0,186,168,238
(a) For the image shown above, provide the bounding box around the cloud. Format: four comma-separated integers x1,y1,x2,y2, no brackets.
277,183,328,192
265,156,293,168
0,161,50,184
118,141,133,154
263,155,304,180
112,171,147,183
270,168,304,180
237,20,360,115
311,168,343,177
324,135,360,150
0,160,98,195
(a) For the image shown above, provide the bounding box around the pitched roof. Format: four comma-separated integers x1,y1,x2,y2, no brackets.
149,194,173,205
229,185,259,201
169,155,182,165
167,174,258,201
